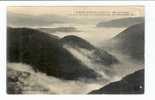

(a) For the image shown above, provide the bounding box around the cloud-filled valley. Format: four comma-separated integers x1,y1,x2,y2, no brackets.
7,23,144,94
7,6,144,94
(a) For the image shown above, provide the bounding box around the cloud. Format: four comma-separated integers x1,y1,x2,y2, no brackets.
7,12,73,27
7,63,103,94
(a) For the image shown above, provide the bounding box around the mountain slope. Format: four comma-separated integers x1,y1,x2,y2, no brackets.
108,23,144,61
89,69,144,94
7,27,99,80
60,35,119,80
60,35,118,66
60,35,96,50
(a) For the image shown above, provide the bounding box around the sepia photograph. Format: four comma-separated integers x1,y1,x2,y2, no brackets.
7,6,144,94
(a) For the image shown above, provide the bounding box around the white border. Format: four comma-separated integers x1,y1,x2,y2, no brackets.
0,1,155,99
0,1,155,6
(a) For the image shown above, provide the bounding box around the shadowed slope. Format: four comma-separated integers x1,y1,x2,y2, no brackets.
60,35,118,65
7,27,99,80
107,23,144,61
89,69,144,94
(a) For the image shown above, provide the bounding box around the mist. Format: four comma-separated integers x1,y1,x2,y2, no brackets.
7,63,105,94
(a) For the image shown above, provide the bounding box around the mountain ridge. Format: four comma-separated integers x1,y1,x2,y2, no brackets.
97,17,144,28
105,23,144,61
89,69,144,94
7,27,100,80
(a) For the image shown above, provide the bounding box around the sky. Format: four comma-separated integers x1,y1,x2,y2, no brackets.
8,6,144,20
7,6,144,46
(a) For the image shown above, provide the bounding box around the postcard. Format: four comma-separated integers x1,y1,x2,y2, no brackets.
7,6,144,94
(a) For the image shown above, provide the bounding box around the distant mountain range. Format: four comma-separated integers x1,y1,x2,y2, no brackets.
38,27,80,33
97,17,144,28
89,69,144,94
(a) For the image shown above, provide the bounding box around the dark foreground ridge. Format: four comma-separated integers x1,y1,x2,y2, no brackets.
89,69,144,94
7,27,99,80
